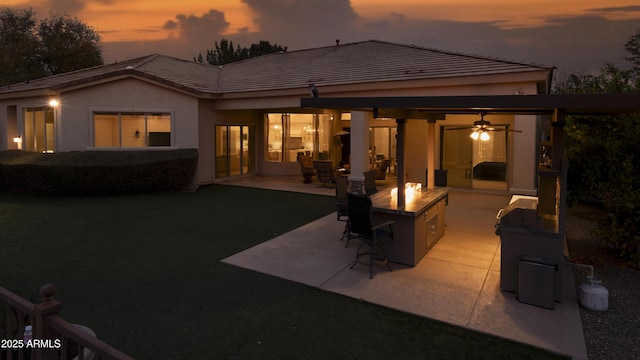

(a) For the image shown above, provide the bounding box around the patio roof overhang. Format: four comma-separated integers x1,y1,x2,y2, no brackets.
300,93,640,211
301,93,640,117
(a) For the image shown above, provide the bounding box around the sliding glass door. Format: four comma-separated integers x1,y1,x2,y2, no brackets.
441,126,508,191
24,108,55,153
441,127,473,188
215,125,253,178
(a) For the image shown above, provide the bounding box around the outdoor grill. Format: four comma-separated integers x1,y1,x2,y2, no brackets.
497,196,564,309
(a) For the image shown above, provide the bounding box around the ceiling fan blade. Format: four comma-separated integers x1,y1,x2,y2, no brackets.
445,127,473,131
492,129,523,133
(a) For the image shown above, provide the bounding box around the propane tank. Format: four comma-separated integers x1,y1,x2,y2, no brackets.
579,276,609,311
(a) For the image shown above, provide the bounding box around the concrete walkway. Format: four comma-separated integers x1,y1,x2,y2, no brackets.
220,176,587,359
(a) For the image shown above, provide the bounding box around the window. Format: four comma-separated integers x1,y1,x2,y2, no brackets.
265,113,333,162
93,112,171,147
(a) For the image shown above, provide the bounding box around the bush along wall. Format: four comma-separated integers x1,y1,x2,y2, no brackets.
0,149,198,195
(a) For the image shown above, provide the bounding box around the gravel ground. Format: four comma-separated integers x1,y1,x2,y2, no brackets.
565,203,640,360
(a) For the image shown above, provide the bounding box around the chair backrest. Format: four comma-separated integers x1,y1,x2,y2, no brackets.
364,169,377,194
314,160,333,182
347,193,374,238
336,176,348,215
298,155,313,169
379,159,390,172
376,159,391,179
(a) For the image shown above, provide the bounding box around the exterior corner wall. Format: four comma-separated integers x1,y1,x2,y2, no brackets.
510,115,538,195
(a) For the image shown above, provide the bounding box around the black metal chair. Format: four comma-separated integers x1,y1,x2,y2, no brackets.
364,169,378,195
314,160,334,187
347,193,394,278
335,175,351,246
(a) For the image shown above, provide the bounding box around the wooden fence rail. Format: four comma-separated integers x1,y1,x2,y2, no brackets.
1,284,134,360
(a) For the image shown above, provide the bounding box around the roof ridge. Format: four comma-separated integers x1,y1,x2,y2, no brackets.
398,41,555,70
129,54,162,68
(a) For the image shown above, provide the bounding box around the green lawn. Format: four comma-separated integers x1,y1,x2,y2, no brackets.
0,185,568,359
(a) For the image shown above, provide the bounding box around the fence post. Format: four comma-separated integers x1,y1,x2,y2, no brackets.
33,284,61,360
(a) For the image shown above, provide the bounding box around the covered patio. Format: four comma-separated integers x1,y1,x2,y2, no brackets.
220,176,586,359
221,93,640,359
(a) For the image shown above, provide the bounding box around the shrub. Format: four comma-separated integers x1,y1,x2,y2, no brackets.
0,149,198,195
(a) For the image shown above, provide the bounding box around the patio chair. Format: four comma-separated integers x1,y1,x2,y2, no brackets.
314,160,334,187
347,193,394,278
375,159,391,180
297,155,315,183
364,169,378,195
335,175,351,246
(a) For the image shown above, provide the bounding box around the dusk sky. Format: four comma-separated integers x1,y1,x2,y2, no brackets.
8,0,640,74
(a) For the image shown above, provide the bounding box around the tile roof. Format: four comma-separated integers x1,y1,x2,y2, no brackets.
0,40,553,97
218,40,553,93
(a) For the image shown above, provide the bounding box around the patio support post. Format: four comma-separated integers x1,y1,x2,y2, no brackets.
427,119,436,190
348,111,371,194
396,118,406,207
552,109,567,236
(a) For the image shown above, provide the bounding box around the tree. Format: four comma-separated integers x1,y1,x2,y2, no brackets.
38,14,103,75
553,31,640,264
0,7,103,86
195,38,285,65
0,7,43,85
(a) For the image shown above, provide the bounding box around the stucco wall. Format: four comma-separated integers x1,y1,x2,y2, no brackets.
56,78,198,152
197,108,263,184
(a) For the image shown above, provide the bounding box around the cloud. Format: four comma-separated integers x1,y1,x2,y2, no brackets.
240,0,359,47
101,1,640,76
162,9,229,40
103,9,230,63
32,0,115,15
586,5,640,14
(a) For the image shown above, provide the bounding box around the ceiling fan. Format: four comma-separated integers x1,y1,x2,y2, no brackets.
446,112,521,141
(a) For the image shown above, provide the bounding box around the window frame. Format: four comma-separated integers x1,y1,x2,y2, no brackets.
90,109,174,149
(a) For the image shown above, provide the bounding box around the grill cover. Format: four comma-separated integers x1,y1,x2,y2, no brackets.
497,198,541,228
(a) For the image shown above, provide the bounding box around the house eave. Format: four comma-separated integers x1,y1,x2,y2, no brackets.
301,94,640,116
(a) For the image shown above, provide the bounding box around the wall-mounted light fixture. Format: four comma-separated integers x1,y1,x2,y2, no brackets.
135,129,141,138
48,99,60,107
13,135,22,150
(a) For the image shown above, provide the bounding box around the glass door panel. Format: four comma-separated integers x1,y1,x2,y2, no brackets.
441,127,472,188
215,126,229,177
471,128,508,191
229,126,241,176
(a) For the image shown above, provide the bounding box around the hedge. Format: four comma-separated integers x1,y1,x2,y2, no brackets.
0,149,198,195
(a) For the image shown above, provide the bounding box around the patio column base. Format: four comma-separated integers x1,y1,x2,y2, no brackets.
348,179,365,194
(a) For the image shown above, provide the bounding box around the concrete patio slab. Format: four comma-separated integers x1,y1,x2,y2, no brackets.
220,178,587,359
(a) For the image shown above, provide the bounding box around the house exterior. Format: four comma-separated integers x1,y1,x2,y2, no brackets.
0,40,554,194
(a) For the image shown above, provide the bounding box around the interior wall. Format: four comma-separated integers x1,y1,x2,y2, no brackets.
405,119,428,185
